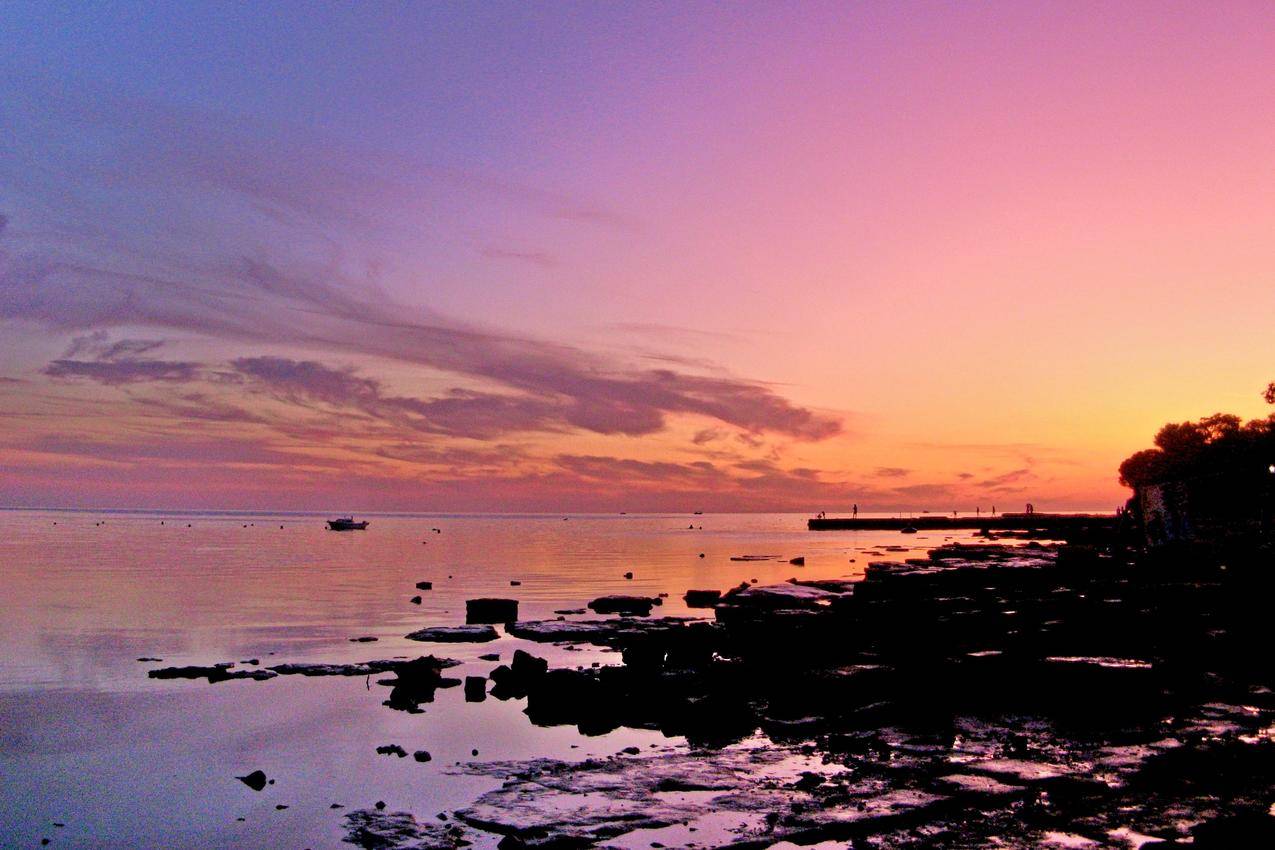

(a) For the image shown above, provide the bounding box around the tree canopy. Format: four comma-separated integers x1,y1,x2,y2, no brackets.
1118,390,1275,490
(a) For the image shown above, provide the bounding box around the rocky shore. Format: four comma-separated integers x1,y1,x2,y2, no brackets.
149,539,1275,849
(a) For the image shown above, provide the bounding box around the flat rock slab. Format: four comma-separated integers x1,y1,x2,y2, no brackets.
588,595,658,616
343,808,468,850
453,745,947,849
722,582,844,609
149,656,461,683
507,617,696,646
405,625,499,643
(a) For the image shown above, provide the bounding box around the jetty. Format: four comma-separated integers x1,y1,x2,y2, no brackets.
808,511,1118,533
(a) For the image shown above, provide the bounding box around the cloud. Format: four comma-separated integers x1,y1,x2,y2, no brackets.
874,466,911,478
691,428,724,445
19,433,344,468
979,468,1033,489
891,482,958,502
65,331,165,360
43,358,199,385
0,71,841,446
480,246,557,268
41,332,197,385
229,356,563,440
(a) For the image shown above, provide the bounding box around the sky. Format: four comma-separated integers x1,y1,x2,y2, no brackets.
2,1,1274,512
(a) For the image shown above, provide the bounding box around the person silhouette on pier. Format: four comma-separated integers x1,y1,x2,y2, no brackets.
852,504,858,519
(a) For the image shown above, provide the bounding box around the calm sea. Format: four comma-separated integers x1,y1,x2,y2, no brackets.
0,509,995,849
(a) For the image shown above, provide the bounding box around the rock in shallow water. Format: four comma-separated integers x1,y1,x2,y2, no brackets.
405,625,499,643
236,769,268,791
587,595,656,616
466,598,519,624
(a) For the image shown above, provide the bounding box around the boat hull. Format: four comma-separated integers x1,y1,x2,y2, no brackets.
326,520,369,531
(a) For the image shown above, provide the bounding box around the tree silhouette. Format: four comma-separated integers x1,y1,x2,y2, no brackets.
1118,407,1274,490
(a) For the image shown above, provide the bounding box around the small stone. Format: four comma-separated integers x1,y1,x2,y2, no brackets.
236,770,268,791
410,596,422,605
413,750,432,762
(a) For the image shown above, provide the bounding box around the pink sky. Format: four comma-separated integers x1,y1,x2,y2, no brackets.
2,3,1274,511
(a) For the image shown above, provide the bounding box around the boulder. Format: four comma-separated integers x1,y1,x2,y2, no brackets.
588,595,655,616
511,649,549,680
465,676,487,702
467,598,519,624
236,770,268,791
683,589,721,608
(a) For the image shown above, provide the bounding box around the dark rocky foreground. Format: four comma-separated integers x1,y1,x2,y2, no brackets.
342,541,1275,849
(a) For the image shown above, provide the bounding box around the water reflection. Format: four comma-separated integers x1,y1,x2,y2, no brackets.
0,509,976,848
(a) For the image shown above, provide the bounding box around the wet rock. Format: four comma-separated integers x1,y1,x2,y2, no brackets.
511,649,549,680
718,581,844,611
268,658,459,678
683,589,721,608
405,625,499,643
506,617,696,647
236,769,268,791
587,595,655,616
553,608,586,615
1191,813,1275,848
410,596,422,605
148,663,277,683
466,598,519,624
362,656,465,713
454,745,925,848
414,750,432,763
488,650,549,699
377,744,408,758
479,653,500,661
464,676,487,701
343,808,469,850
416,581,433,590
789,556,806,566
349,636,379,643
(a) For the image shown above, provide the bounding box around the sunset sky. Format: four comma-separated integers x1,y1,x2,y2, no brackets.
2,2,1274,512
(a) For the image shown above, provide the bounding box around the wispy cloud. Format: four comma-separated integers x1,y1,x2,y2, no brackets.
43,358,199,385
480,246,557,268
0,70,843,510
